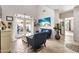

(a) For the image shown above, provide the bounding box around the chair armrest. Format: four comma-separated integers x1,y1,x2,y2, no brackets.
26,35,34,39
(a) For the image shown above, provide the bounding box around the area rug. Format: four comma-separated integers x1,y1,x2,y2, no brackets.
66,43,79,53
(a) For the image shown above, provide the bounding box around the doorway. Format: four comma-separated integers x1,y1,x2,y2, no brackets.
64,17,74,44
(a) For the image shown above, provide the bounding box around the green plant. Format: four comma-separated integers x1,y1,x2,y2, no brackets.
54,23,61,40
54,23,62,30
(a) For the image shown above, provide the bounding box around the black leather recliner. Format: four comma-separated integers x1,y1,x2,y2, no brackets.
26,32,48,49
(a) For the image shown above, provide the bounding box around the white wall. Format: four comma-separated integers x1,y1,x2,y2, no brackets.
1,5,38,20
74,6,79,42
37,5,55,27
1,5,38,45
1,5,60,39
1,5,61,29
1,31,11,52
60,10,74,32
71,18,74,31
0,6,2,17
60,10,73,18
36,6,59,39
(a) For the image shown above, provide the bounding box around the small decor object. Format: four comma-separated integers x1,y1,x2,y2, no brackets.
8,22,12,29
6,16,13,21
55,30,60,40
1,21,7,30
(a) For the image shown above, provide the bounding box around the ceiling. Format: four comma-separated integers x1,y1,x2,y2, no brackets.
45,5,76,13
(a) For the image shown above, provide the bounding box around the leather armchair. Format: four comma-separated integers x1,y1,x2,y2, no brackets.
26,32,48,49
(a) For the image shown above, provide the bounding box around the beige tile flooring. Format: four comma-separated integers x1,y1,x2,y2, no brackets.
64,31,79,53
65,31,79,46
11,38,64,53
11,31,74,53
11,31,78,53
65,31,74,44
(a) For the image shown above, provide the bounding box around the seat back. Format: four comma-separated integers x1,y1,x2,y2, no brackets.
27,32,48,49
33,32,48,48
41,29,52,39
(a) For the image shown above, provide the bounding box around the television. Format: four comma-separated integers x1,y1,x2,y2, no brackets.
38,17,51,26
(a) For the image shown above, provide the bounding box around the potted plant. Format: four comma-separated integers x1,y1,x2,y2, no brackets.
54,23,61,40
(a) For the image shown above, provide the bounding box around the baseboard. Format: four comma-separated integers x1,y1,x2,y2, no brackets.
1,49,10,53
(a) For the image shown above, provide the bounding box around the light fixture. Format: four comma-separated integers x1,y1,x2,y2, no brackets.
43,10,46,12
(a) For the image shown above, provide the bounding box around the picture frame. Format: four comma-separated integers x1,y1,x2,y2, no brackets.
6,16,13,21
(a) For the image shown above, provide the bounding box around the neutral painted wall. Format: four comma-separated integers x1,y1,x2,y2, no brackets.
74,6,79,42
60,10,74,32
54,9,60,24
1,5,61,40
0,6,2,18
36,6,60,39
36,5,57,28
71,18,74,31
0,6,2,52
71,19,74,32
1,30,11,52
37,6,55,20
1,5,38,52
60,10,73,19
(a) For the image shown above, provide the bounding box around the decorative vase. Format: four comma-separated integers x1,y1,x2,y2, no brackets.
55,30,60,40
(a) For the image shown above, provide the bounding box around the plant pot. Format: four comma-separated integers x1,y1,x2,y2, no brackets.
55,30,60,40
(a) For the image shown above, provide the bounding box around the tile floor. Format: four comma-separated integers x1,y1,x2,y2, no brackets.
11,31,79,53
65,31,79,53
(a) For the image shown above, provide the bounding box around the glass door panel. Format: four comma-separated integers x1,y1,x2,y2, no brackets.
16,19,24,35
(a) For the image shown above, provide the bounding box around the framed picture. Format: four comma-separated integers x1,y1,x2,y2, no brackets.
6,16,13,21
